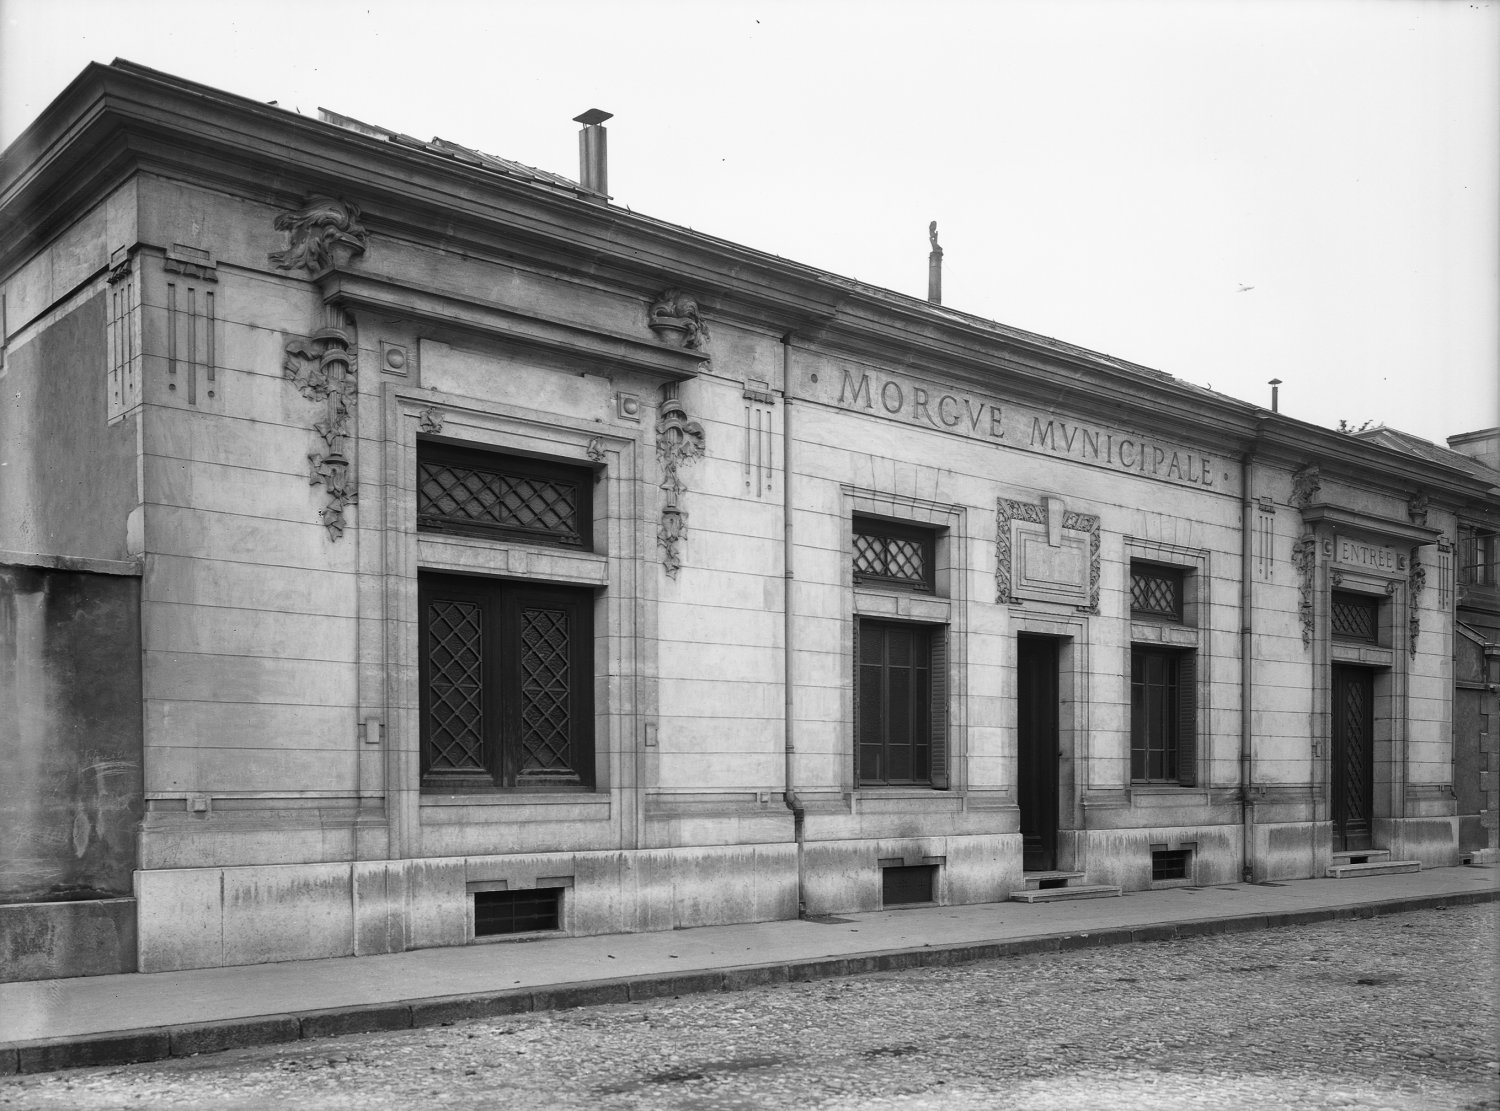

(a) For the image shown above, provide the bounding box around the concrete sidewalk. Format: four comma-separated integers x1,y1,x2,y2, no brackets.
3,865,1496,1075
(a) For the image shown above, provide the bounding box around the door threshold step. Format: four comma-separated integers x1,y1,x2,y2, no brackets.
1010,884,1122,903
1331,850,1391,864
1326,860,1421,878
1020,870,1086,890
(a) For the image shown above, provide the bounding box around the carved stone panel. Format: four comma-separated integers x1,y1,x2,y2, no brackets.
997,498,1100,613
647,289,708,350
164,247,219,408
283,307,358,539
106,249,142,421
656,391,706,578
269,197,368,274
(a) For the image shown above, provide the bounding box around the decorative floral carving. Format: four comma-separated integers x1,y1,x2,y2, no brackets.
656,393,706,577
283,311,358,539
994,499,1099,613
1061,511,1102,615
648,289,709,350
1291,535,1318,647
1408,549,1426,658
1290,463,1321,510
417,407,444,434
269,197,368,273
586,436,607,463
1406,492,1429,527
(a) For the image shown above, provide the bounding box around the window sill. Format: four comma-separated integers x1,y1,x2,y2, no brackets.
1128,785,1210,807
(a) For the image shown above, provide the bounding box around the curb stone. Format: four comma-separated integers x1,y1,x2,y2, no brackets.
2,888,1495,1076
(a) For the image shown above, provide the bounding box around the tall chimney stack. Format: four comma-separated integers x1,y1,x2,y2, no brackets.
927,221,943,304
573,109,613,197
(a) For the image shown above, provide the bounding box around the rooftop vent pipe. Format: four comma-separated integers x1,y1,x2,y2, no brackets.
927,221,943,304
573,109,613,197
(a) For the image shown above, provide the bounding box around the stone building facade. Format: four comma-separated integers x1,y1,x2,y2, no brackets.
3,61,1497,981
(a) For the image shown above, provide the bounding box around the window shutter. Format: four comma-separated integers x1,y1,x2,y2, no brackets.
852,617,861,782
1176,651,1197,787
929,627,949,789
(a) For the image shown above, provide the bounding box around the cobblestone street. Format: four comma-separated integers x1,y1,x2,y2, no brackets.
2,903,1495,1111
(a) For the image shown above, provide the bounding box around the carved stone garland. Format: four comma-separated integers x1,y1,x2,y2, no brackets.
284,309,358,539
656,392,706,578
1291,535,1317,647
647,289,709,350
1408,548,1425,658
269,197,369,274
994,498,1101,614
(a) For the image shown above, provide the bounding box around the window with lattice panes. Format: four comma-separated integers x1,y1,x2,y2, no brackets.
853,518,936,593
419,573,594,792
418,442,592,549
1130,562,1184,621
1331,591,1380,643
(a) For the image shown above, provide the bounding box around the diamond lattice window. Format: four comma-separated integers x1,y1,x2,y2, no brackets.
853,520,935,592
418,444,591,548
1331,591,1379,643
1131,564,1183,621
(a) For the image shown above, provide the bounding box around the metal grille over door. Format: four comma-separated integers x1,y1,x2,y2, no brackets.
519,606,574,781
1331,666,1374,851
426,599,486,774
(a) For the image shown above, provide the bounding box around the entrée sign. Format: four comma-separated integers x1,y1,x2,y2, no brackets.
820,368,1226,490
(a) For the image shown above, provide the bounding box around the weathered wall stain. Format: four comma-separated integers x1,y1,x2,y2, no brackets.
0,566,143,903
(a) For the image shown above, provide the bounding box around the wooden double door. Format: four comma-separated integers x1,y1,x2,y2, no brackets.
1330,666,1375,852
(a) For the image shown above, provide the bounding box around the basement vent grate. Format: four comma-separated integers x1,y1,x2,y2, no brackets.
882,865,936,907
1151,849,1192,882
474,888,561,937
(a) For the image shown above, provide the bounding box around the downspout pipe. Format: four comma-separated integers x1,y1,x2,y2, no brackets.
1239,425,1266,883
781,333,807,917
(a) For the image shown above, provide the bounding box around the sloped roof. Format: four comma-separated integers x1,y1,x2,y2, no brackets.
1354,425,1500,485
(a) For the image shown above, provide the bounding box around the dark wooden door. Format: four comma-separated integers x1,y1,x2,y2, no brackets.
1331,666,1375,852
1017,636,1060,871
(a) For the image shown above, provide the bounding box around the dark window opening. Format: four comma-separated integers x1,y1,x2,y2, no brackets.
1130,563,1184,621
854,518,936,592
856,619,947,788
1130,647,1196,786
1331,591,1380,643
418,442,592,548
1459,528,1496,587
1152,849,1192,881
881,865,936,906
420,573,594,792
474,889,561,936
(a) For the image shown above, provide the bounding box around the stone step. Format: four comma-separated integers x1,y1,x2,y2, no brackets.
1020,870,1087,890
1009,883,1123,903
1331,849,1391,864
1326,860,1421,879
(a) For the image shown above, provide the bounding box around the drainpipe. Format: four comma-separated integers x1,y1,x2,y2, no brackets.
781,333,807,917
1239,425,1266,883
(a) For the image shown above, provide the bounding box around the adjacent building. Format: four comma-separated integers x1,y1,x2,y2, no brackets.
3,61,1497,981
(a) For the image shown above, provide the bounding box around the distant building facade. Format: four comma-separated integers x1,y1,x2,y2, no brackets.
3,62,1497,981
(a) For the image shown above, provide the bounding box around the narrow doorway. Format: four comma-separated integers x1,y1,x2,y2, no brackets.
1330,665,1375,852
1017,635,1061,871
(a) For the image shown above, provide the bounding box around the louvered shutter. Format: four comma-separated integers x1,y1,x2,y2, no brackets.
1176,651,1197,787
929,627,949,789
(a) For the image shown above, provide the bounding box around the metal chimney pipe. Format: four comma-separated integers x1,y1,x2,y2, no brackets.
573,109,613,197
1268,378,1282,413
927,221,943,304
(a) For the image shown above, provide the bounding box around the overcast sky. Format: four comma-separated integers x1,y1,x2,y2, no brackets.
3,0,1496,445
